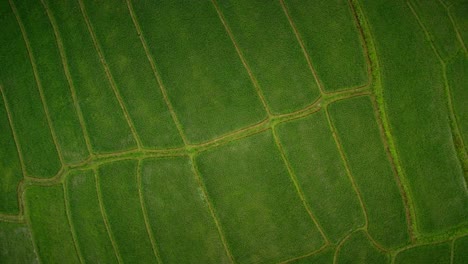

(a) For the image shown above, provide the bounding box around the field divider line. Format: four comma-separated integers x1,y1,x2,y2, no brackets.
190,155,236,263
62,180,86,264
392,233,467,260
279,0,325,95
347,0,373,92
94,168,124,264
348,0,415,242
332,229,360,264
369,95,415,243
136,159,164,264
77,0,142,149
192,118,269,151
0,85,27,179
0,179,25,222
23,90,371,185
324,107,369,230
450,238,455,264
125,0,189,146
40,0,94,157
350,0,419,240
15,180,25,220
363,228,390,253
442,0,467,54
271,128,330,245
408,1,468,177
211,0,272,116
279,243,331,264
9,0,65,168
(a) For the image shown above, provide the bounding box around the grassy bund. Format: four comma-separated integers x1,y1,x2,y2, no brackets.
0,0,466,263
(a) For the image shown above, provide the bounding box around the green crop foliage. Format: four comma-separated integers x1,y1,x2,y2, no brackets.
0,0,466,263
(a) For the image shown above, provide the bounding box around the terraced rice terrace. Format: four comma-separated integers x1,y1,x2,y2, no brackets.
0,0,467,263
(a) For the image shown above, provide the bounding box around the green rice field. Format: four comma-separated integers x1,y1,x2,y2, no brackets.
0,0,466,263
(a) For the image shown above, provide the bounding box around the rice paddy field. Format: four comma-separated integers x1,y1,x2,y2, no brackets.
0,0,466,263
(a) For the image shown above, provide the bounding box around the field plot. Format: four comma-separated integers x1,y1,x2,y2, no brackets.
45,0,137,153
335,231,388,264
130,0,266,144
66,170,118,263
0,222,37,263
0,92,22,214
0,1,60,178
276,110,365,243
360,0,468,235
97,160,158,263
449,1,468,45
215,0,320,114
410,0,462,61
141,157,230,263
283,0,368,91
395,242,451,264
12,0,89,164
24,185,80,263
79,0,184,149
454,235,468,264
328,96,409,249
447,53,468,153
1,0,467,263
196,131,324,263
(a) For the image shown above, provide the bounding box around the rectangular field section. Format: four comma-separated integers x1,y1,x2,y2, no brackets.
141,157,230,263
447,53,468,154
0,89,23,214
13,0,89,164
79,0,183,148
0,222,38,263
395,242,451,264
130,0,266,144
97,160,158,263
360,0,468,235
410,0,462,60
24,185,80,263
45,0,137,153
196,130,324,263
216,0,320,114
276,110,365,243
0,1,60,178
283,0,368,91
66,170,118,263
328,96,409,249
